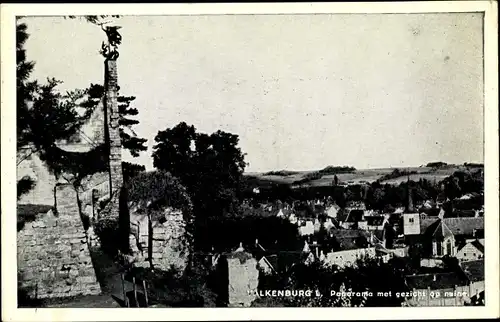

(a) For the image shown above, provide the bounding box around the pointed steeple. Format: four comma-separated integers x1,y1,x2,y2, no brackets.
303,240,311,253
235,241,244,252
319,250,326,262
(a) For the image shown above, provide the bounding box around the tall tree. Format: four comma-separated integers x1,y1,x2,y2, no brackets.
17,21,90,192
82,83,148,180
152,122,247,220
66,15,121,25
16,21,37,148
16,20,146,187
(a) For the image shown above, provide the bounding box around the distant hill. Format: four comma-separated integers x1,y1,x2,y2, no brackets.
243,164,470,189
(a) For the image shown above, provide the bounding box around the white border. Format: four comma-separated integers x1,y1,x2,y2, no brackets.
1,2,498,321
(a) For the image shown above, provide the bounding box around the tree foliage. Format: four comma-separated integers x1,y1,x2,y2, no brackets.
256,257,408,307
152,122,247,221
16,21,146,186
66,15,121,25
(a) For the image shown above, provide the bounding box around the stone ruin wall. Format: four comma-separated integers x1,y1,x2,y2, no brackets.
129,208,189,272
17,184,101,299
227,254,259,307
17,148,57,206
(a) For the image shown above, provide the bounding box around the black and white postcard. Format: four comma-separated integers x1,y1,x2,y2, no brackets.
1,2,498,321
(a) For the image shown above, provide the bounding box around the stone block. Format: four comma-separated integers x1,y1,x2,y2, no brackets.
76,276,96,284
22,269,36,280
32,221,46,228
78,267,95,276
70,238,83,245
69,268,79,277
26,259,42,268
23,229,34,236
42,271,56,280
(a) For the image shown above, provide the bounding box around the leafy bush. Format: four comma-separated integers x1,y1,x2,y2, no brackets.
127,171,193,215
93,216,122,257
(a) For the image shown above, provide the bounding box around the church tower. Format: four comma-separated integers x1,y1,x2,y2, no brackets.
406,175,414,213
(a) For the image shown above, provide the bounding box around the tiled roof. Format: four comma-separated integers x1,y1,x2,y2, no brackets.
420,218,439,232
419,207,441,217
345,209,364,222
460,260,484,283
329,229,370,251
372,229,385,242
329,229,370,240
442,217,484,236
470,240,485,254
405,272,469,290
431,221,454,240
422,217,484,240
452,210,477,217
259,254,279,274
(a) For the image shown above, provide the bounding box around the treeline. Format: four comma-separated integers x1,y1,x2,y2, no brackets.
318,165,357,175
263,170,300,176
426,161,449,168
379,168,418,181
291,165,357,185
425,161,483,169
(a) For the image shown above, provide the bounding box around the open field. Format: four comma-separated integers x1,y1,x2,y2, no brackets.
244,165,471,189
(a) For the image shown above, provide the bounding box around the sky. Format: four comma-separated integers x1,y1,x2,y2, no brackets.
22,13,484,172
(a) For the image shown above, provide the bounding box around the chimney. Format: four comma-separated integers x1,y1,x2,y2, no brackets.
472,229,477,238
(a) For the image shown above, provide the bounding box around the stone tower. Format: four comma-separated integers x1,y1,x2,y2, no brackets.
104,59,123,198
100,25,124,221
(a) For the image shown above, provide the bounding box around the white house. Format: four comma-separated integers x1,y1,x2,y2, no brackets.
323,247,377,268
456,240,484,262
299,220,315,236
326,204,340,219
324,218,335,231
